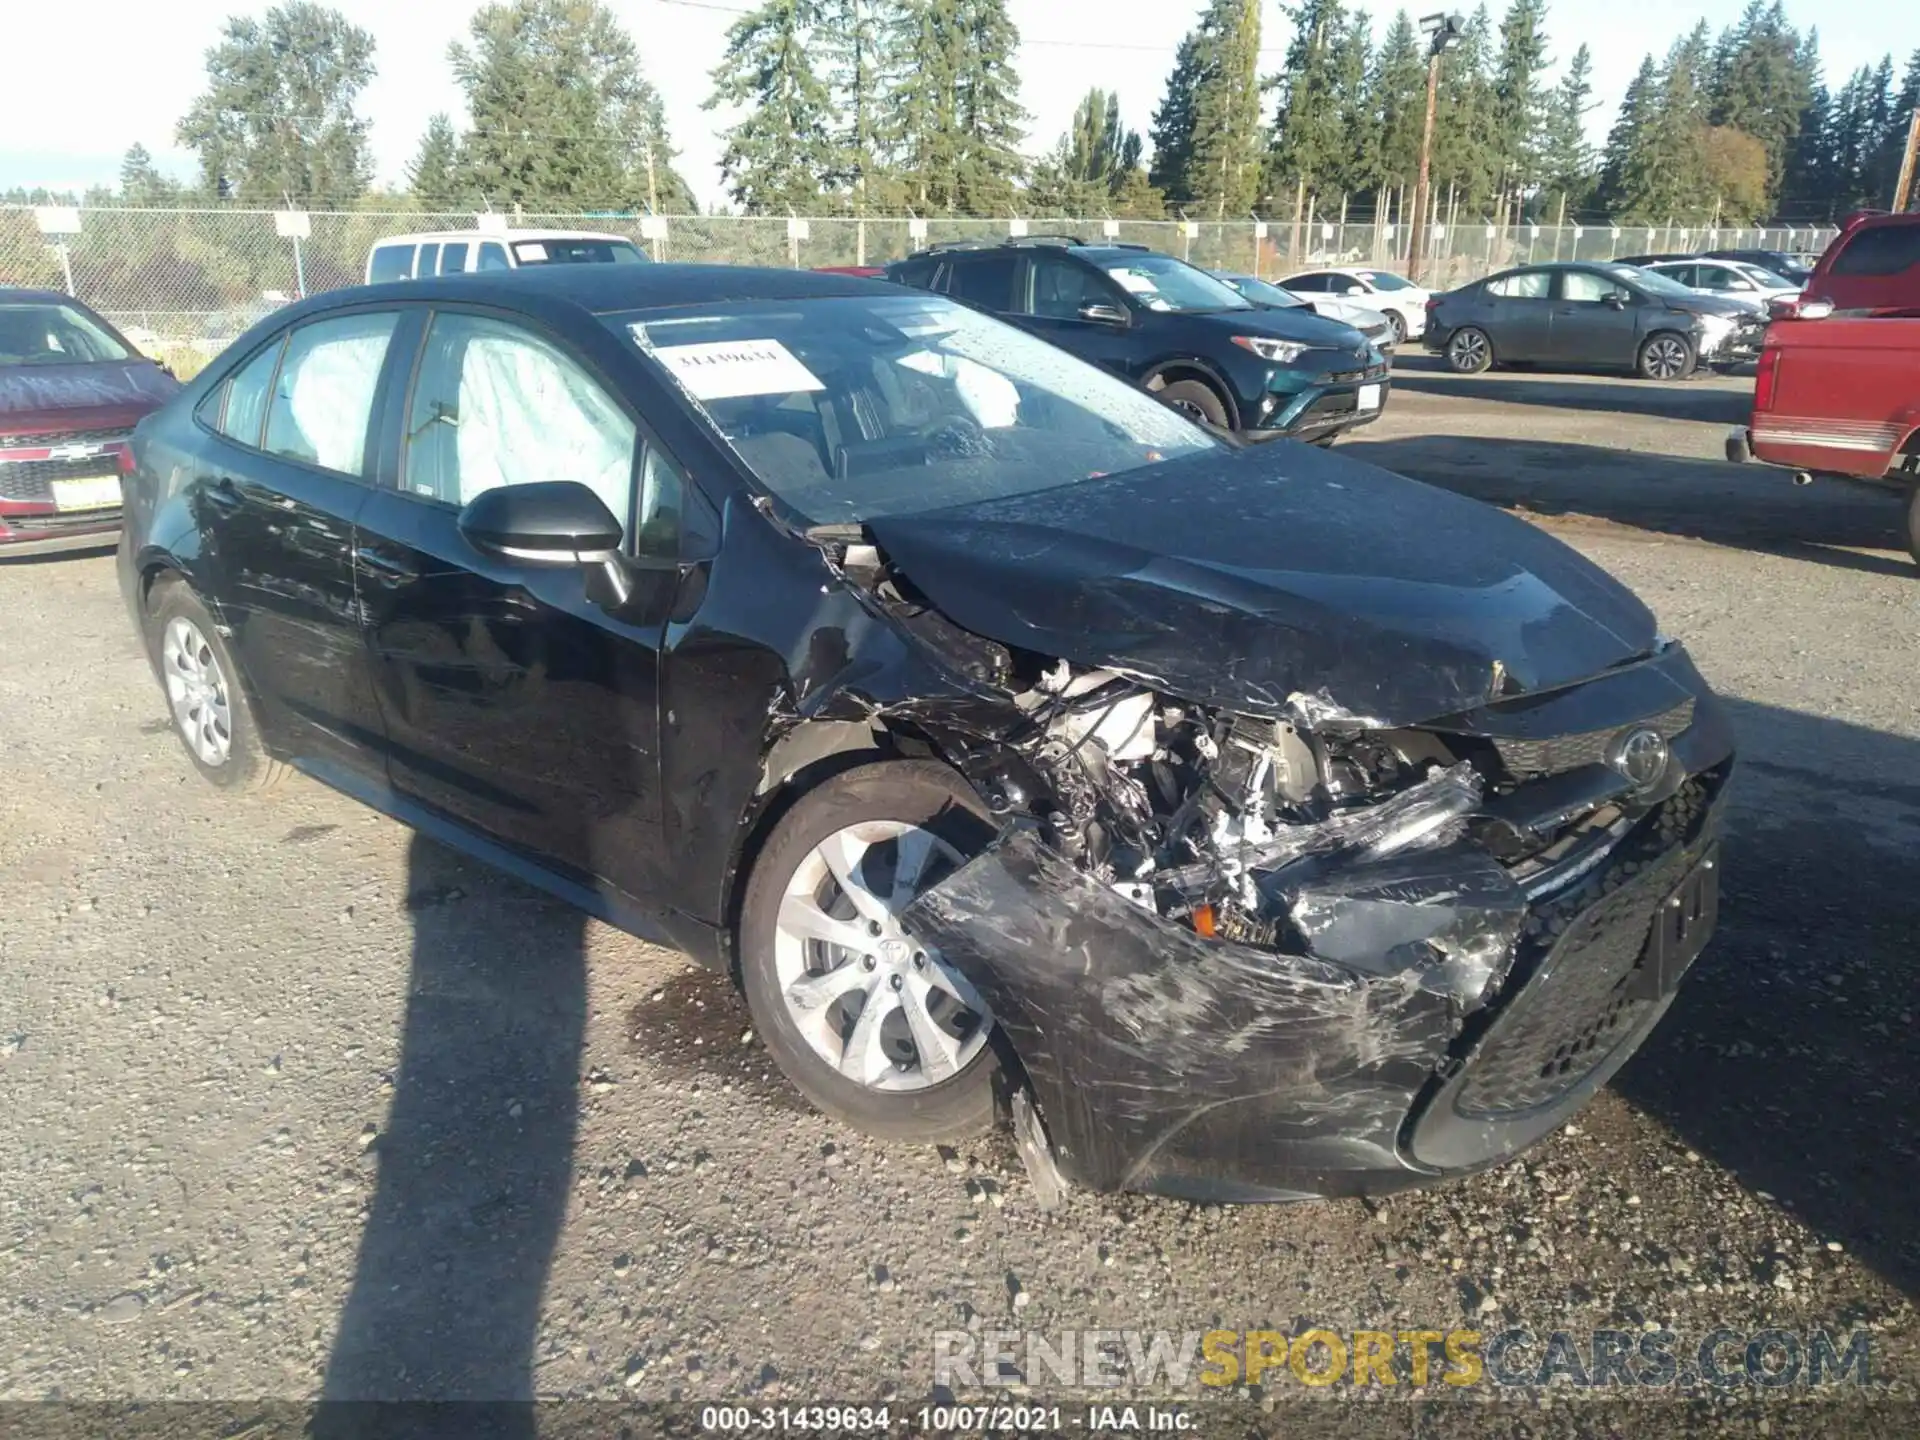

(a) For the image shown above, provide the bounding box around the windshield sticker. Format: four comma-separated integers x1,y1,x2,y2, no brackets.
515,242,547,261
646,337,827,400
1109,270,1157,295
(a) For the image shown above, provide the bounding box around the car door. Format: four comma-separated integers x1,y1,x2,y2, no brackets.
1012,254,1138,377
1481,269,1554,359
352,306,694,905
188,308,401,775
1549,267,1641,367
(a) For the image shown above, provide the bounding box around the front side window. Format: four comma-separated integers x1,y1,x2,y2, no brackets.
403,312,636,531
1560,270,1618,303
1488,270,1550,299
1604,263,1693,299
477,242,510,272
619,293,1219,527
262,312,398,476
368,245,415,284
1224,275,1305,308
1026,256,1116,318
0,301,132,366
1355,270,1412,292
1099,253,1251,313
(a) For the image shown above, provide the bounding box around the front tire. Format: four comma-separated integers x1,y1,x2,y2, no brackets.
1156,378,1232,431
144,579,286,792
739,761,1000,1143
1446,326,1494,373
1637,331,1696,381
1385,309,1408,345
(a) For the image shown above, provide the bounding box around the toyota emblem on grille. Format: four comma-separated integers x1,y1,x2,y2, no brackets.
1607,727,1670,791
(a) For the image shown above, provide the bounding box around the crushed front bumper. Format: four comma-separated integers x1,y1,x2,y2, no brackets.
906,675,1734,1202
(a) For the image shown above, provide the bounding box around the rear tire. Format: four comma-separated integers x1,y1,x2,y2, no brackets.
739,761,1000,1144
1385,309,1408,346
144,579,287,792
1446,326,1494,373
1156,378,1232,431
1637,331,1696,381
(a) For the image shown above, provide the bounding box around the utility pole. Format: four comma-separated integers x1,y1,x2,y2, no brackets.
1406,13,1464,285
1893,108,1920,213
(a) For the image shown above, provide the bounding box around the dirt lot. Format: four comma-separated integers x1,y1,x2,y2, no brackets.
2,359,1916,1430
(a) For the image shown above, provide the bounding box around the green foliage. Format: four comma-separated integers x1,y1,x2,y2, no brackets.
406,115,465,209
175,1,376,205
880,0,1026,214
1537,45,1596,212
817,0,896,209
1490,0,1550,189
1369,11,1427,195
706,0,838,212
1148,34,1203,202
120,146,186,207
449,0,691,211
1267,0,1349,205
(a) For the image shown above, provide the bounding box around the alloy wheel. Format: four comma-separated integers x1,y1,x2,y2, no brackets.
1644,336,1689,380
161,617,233,767
1448,329,1488,372
771,821,990,1092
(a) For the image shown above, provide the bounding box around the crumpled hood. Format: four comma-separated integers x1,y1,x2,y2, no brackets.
0,360,180,436
865,442,1659,726
1670,292,1762,319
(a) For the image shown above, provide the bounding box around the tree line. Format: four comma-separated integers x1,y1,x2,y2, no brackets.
9,0,1918,224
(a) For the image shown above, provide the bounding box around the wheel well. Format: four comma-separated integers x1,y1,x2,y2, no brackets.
1145,364,1240,430
141,563,184,612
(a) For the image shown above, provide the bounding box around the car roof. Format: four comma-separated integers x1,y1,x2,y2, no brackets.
288,263,898,319
369,228,633,246
0,286,101,307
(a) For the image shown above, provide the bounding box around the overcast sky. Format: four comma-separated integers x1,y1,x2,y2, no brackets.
0,0,1901,206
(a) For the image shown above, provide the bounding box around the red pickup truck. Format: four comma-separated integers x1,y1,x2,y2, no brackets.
1727,304,1920,565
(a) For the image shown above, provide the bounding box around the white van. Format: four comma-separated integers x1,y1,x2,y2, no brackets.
364,228,650,283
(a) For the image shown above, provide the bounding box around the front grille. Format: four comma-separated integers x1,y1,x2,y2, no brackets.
0,427,126,449
1451,775,1715,1117
1492,699,1694,778
0,429,128,503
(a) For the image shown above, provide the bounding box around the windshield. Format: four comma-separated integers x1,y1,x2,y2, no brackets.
512,238,647,266
1730,261,1793,287
1218,274,1304,308
1355,269,1414,292
618,294,1219,526
1604,264,1698,299
1098,253,1252,313
0,302,132,367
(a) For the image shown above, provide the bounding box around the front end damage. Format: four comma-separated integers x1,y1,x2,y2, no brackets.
779,507,1733,1202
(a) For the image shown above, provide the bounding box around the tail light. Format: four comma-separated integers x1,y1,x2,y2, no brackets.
1753,346,1781,414
115,442,135,476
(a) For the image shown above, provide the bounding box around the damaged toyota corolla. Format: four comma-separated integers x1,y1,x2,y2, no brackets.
120,266,1732,1205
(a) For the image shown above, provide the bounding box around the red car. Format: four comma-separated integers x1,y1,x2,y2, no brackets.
0,290,180,557
1726,304,1920,563
1796,211,1920,317
812,265,887,278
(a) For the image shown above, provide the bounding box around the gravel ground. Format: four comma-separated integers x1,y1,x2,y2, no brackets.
1,362,1915,1431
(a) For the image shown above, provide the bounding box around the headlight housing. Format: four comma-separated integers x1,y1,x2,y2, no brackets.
1232,335,1314,364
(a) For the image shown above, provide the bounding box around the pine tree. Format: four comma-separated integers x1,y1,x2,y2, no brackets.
1266,0,1347,209
1330,12,1378,197
119,144,181,205
1879,50,1920,209
1597,54,1657,215
1186,0,1263,216
950,0,1028,212
1066,90,1125,187
705,0,838,212
1779,26,1832,216
1539,44,1597,215
818,0,896,210
1148,34,1204,202
407,115,463,209
1429,4,1501,212
881,0,1025,214
1490,0,1550,195
1369,11,1427,200
1706,0,1811,206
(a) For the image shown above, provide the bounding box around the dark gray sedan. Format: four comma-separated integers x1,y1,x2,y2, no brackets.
1424,262,1765,380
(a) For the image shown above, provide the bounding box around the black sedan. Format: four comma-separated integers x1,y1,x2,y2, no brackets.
1425,261,1766,379
119,265,1733,1203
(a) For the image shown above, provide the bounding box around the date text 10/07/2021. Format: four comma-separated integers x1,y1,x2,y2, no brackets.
698,1405,1192,1432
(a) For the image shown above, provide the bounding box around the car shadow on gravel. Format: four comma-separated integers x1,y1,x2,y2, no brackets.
1388,354,1753,425
1612,697,1920,1301
1346,434,1913,577
315,833,586,1421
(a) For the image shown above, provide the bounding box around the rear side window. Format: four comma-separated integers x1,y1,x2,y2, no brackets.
368,245,414,284
477,243,510,272
439,242,469,275
208,338,285,446
262,312,399,476
1487,271,1550,298
890,258,938,289
945,253,1020,310
1830,225,1920,277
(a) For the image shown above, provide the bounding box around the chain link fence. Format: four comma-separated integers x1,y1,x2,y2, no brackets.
1,205,1837,372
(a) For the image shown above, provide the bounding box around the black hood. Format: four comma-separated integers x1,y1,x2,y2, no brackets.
1664,292,1762,319
865,443,1659,727
1204,303,1369,353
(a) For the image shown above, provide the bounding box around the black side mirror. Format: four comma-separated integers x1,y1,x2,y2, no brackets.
1603,291,1628,310
457,481,623,564
1077,302,1130,326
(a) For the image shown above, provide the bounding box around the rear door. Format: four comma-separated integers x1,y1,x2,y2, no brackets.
187,309,402,774
1481,269,1554,359
352,306,690,904
1549,267,1640,366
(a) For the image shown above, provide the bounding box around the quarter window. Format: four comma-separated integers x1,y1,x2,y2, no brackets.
214,338,286,447
261,312,399,475
402,312,637,533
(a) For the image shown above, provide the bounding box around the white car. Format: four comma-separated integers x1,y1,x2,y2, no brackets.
364,228,650,283
1209,271,1397,350
1280,267,1430,344
1639,258,1801,306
